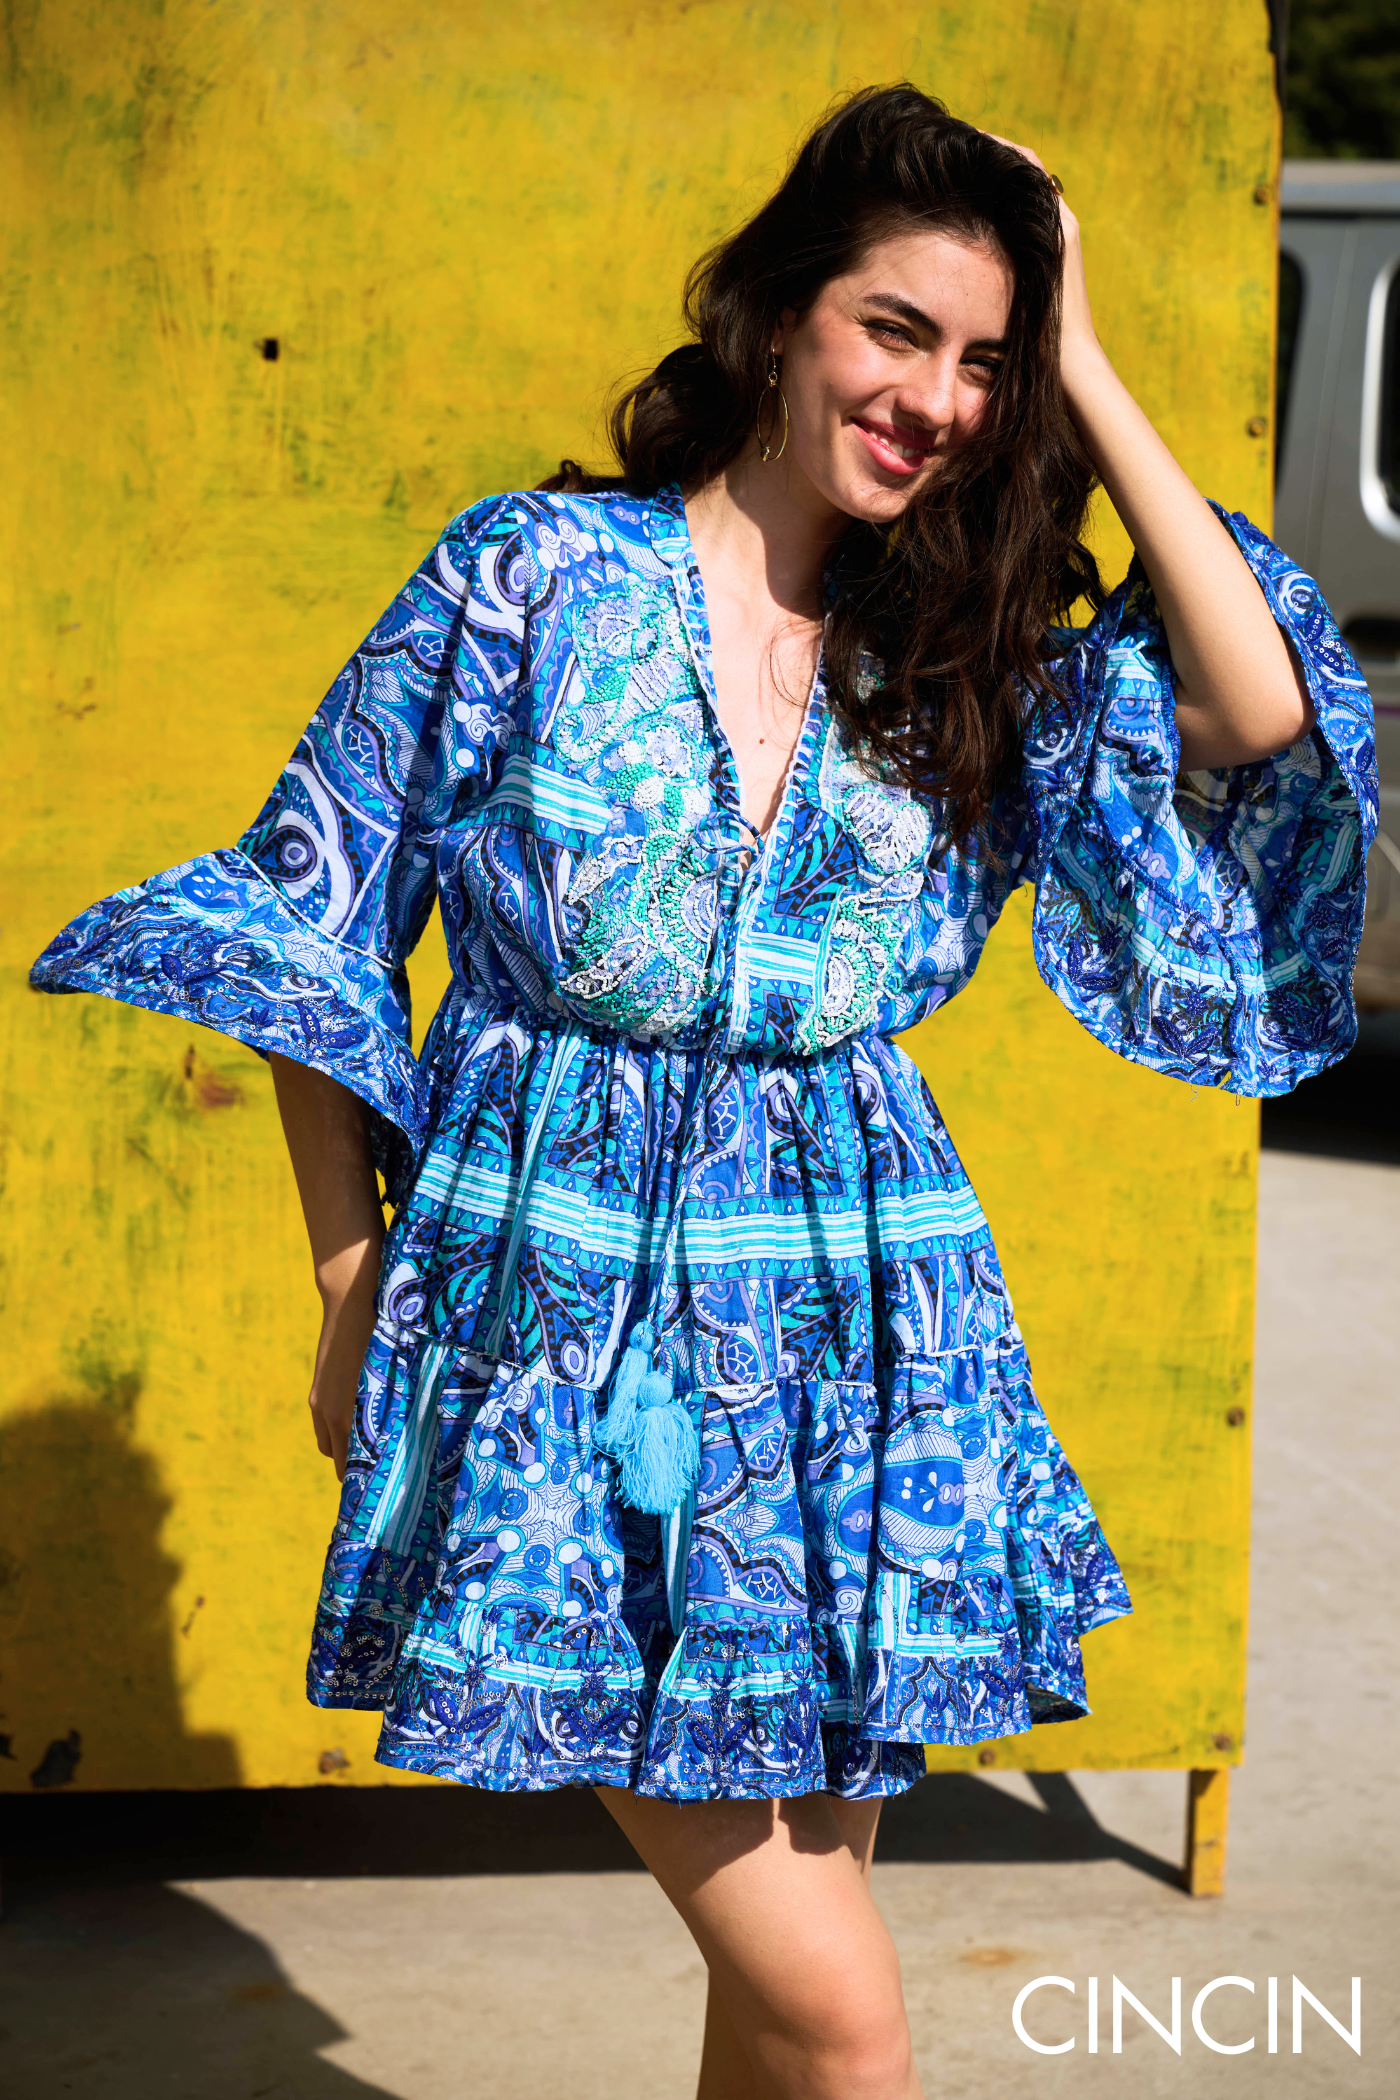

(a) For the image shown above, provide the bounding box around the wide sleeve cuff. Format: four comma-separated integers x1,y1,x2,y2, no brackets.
1022,508,1379,1097
29,847,428,1164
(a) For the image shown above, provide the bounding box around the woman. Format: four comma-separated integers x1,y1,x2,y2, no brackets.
33,84,1374,2100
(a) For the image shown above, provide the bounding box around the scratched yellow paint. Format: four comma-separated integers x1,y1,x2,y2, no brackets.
0,1,1276,1789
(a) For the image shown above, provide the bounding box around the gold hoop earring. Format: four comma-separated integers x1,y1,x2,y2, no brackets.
756,353,789,463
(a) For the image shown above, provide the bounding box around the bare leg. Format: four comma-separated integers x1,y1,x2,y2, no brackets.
831,1793,885,1882
696,1977,766,2100
596,1788,920,2100
693,1797,885,2099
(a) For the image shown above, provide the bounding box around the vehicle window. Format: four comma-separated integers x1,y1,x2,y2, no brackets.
1276,250,1303,475
1381,263,1400,516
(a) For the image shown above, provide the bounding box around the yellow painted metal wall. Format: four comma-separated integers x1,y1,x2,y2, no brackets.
1,1,1277,1790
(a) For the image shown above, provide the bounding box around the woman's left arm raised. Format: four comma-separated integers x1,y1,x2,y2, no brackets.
997,139,1314,770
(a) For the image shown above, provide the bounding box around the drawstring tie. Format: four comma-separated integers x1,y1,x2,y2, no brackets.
482,1028,586,1361
478,1022,723,1639
593,1045,721,1628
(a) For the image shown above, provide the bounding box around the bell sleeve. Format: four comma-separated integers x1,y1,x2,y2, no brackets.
1019,506,1378,1094
30,494,529,1172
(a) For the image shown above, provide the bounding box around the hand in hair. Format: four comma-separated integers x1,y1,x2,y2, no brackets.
982,135,1099,377
989,131,1313,771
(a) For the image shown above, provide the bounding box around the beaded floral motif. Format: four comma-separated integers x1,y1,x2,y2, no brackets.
796,729,936,1052
554,582,724,1033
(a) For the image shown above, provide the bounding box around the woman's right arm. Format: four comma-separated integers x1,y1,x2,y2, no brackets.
270,1054,386,1481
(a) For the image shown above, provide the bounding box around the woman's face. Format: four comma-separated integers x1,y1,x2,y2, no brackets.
771,226,1016,525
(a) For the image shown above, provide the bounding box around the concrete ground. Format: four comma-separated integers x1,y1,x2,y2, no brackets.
1,1148,1395,2098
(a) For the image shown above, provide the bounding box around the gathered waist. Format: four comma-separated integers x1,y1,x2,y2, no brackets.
419,978,892,1073
376,983,1009,1386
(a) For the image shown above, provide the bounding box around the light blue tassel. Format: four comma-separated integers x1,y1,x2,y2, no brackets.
593,1323,700,1515
626,1359,701,1514
592,1321,654,1466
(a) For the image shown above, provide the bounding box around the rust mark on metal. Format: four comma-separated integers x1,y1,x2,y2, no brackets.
196,1070,243,1110
181,1043,243,1109
56,678,98,722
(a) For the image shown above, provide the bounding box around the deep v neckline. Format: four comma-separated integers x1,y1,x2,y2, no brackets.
652,483,825,850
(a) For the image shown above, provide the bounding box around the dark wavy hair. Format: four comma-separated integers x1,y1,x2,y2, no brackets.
541,84,1103,845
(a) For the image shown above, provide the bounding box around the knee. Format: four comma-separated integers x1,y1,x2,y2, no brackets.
816,2026,914,2098
772,1978,915,2100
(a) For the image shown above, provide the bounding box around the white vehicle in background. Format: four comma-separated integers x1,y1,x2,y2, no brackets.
1277,160,1400,1009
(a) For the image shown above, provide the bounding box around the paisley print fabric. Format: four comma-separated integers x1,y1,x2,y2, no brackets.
31,483,1375,1800
1027,510,1378,1091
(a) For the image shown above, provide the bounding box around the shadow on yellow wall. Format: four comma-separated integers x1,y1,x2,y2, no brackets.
1,1379,242,1790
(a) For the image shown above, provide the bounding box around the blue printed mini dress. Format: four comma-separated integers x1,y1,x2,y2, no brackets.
31,484,1377,1800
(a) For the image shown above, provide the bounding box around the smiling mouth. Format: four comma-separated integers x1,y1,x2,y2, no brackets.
852,419,938,474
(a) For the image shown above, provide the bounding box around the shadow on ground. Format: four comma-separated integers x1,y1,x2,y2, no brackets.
0,1879,402,2099
0,1776,1179,2097
0,1768,1181,1894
